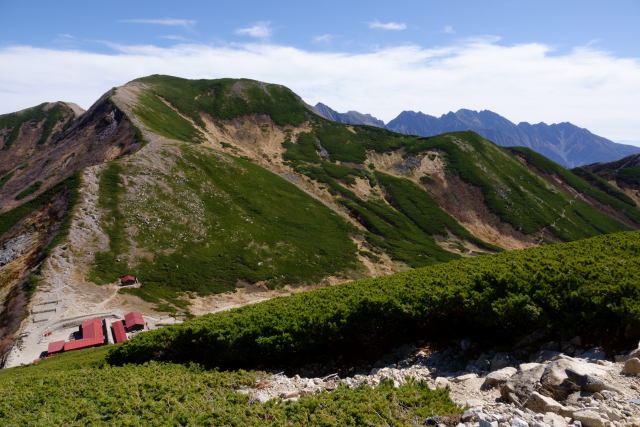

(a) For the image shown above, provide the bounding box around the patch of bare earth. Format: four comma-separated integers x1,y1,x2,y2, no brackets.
366,150,537,250
3,166,163,368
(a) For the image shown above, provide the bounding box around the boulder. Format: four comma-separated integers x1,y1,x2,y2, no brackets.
571,409,606,427
482,366,517,389
525,392,572,416
500,363,546,406
543,412,570,427
564,368,616,393
622,357,640,375
539,356,608,399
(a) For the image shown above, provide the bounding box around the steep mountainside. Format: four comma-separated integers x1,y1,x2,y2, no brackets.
385,109,640,168
312,102,385,128
579,153,640,205
2,75,640,365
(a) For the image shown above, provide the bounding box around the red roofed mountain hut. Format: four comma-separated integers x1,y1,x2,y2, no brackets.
120,275,138,286
63,318,106,352
111,320,128,343
47,340,65,355
124,312,144,331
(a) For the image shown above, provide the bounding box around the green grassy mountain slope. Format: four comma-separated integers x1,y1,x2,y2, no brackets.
579,153,640,206
63,74,633,308
107,229,640,370
2,74,639,321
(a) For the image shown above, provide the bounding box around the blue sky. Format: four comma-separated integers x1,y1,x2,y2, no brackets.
1,0,640,142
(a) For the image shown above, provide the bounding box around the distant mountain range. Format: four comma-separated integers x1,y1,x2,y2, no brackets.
312,104,640,168
312,103,386,128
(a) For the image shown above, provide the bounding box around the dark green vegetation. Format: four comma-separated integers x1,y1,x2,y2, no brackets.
510,147,640,225
132,74,310,142
0,347,459,425
0,175,79,236
14,180,42,200
89,163,128,285
108,230,640,369
0,102,72,150
375,172,498,251
91,145,357,307
0,170,14,189
286,126,628,245
572,167,636,206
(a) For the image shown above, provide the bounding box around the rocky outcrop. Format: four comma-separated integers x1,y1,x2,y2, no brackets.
240,339,640,426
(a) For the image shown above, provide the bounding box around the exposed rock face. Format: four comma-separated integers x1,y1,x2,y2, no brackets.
0,91,144,213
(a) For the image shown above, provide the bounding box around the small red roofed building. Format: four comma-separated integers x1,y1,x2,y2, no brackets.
63,318,106,352
111,320,128,343
124,312,145,331
47,340,65,355
120,275,138,286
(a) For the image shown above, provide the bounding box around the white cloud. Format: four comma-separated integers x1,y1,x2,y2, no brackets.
313,34,333,43
1,39,640,141
159,35,189,41
443,25,455,34
236,22,272,38
369,20,407,31
120,18,196,28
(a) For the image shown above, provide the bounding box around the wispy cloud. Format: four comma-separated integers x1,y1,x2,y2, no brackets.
368,20,407,31
313,34,333,44
2,40,640,141
120,18,196,28
236,21,272,38
160,35,189,41
443,25,455,34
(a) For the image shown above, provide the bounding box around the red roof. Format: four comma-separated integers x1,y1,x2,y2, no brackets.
124,312,144,329
81,318,103,339
63,337,103,351
47,340,65,354
111,320,128,343
121,275,137,283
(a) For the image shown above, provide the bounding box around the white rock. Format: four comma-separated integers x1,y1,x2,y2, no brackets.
543,411,569,426
453,373,478,382
520,362,544,371
512,417,529,427
526,392,570,415
571,409,606,427
621,357,640,375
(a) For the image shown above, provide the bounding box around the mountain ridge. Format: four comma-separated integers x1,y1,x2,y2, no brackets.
308,103,640,168
2,74,640,367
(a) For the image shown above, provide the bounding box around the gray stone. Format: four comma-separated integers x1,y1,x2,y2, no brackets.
575,348,606,361
525,392,571,416
622,357,640,375
571,409,606,427
543,412,569,426
453,373,478,382
461,407,482,422
482,367,517,389
511,417,529,427
564,368,609,393
501,363,546,406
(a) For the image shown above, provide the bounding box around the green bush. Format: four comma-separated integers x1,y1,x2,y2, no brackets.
0,347,459,425
108,230,640,369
